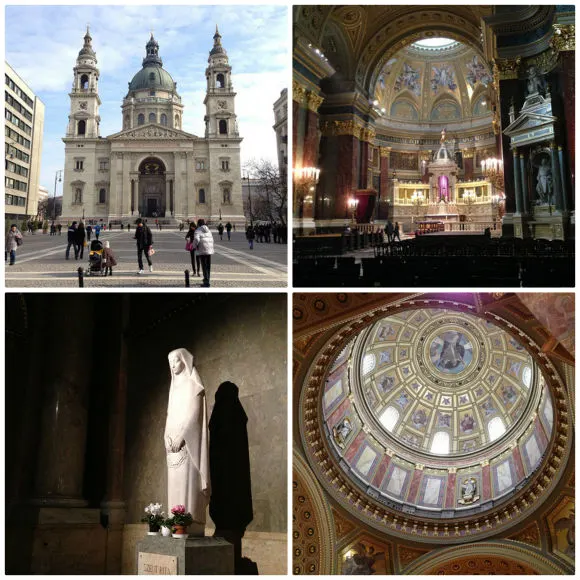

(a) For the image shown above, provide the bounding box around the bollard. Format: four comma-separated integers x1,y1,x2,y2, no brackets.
77,267,84,288
184,269,190,287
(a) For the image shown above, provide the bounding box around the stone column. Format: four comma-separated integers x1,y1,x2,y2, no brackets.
360,140,369,189
379,147,390,221
512,147,522,214
463,149,474,181
550,141,564,211
558,146,568,211
519,152,529,214
334,131,360,220
33,295,93,506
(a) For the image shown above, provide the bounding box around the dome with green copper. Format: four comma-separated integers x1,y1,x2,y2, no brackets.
128,34,176,92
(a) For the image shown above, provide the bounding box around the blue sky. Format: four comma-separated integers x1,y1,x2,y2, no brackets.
5,5,288,194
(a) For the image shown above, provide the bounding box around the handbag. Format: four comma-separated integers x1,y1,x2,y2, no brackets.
185,241,193,252
16,236,23,246
148,247,155,256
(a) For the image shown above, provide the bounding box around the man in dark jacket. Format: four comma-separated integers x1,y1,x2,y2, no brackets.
76,222,86,260
66,221,78,260
225,221,232,241
134,218,153,274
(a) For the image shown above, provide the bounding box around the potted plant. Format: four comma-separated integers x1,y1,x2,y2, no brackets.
141,502,165,535
166,505,194,538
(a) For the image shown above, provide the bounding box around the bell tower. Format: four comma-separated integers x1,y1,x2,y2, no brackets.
203,26,239,138
66,27,101,138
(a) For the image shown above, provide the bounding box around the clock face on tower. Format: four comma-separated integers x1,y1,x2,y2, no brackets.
217,100,228,109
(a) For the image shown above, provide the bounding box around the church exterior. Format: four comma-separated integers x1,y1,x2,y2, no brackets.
61,28,244,225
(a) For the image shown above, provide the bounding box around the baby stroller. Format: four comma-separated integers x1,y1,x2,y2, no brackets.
87,240,106,276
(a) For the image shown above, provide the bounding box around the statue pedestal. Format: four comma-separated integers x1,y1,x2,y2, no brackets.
136,535,234,575
529,206,568,240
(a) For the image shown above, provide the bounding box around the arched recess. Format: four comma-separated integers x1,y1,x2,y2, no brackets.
319,19,356,91
293,450,336,575
390,97,419,121
430,97,462,122
403,540,572,575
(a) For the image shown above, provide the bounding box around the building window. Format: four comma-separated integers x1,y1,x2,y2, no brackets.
80,74,89,89
216,73,225,88
149,112,156,123
379,406,399,432
75,159,84,171
138,113,145,125
150,89,156,96
219,119,227,134
99,160,108,171
221,159,230,171
160,113,167,126
124,114,130,129
430,431,450,455
222,188,231,204
98,188,106,204
77,120,86,135
174,114,180,129
488,417,506,442
199,188,206,204
195,160,206,171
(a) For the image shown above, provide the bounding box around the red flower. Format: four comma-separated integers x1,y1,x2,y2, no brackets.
171,504,186,515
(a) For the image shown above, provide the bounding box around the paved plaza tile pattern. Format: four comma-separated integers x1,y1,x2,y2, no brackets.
5,229,287,288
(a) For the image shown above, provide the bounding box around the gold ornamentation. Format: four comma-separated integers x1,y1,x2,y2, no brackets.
361,127,376,143
306,91,325,113
492,57,521,81
551,24,575,52
292,80,308,106
379,147,392,158
527,49,560,75
320,120,365,140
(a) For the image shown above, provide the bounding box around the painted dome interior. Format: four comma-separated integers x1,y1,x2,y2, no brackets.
373,40,493,126
320,308,554,517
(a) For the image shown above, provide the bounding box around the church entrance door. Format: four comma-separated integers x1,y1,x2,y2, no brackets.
138,157,166,217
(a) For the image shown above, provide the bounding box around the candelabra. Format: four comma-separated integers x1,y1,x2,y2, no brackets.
347,197,359,225
410,190,425,221
293,167,320,234
481,157,504,192
462,189,476,221
491,193,505,228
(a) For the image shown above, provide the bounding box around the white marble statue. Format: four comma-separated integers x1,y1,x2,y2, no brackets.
165,348,210,531
536,158,553,204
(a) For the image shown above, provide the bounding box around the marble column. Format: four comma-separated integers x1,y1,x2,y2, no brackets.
33,295,93,506
512,148,522,214
550,142,564,211
379,148,390,221
360,140,369,189
558,146,568,212
519,153,529,214
334,133,360,220
463,151,474,181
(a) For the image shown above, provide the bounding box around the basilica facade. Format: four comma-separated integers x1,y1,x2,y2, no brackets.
61,28,244,224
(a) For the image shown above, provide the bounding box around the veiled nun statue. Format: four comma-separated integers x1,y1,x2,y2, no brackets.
165,348,210,534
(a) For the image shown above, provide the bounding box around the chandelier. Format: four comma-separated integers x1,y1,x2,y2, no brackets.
481,157,504,192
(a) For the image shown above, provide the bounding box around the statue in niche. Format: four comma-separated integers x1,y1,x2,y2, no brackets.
458,477,480,505
165,348,210,532
535,157,553,204
342,543,385,575
526,65,545,97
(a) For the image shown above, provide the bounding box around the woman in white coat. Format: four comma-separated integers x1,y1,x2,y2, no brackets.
193,219,215,288
165,348,210,535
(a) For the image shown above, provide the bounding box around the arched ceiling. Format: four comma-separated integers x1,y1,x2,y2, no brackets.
374,41,492,125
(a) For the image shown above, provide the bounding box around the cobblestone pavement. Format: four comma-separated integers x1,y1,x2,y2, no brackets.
5,229,288,288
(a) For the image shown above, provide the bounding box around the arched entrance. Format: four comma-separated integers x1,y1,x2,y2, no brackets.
138,157,166,217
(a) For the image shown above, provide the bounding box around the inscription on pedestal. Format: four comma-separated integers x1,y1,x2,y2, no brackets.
138,552,177,575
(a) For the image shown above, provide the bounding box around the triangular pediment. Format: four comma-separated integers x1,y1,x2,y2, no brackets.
107,123,198,141
503,112,556,137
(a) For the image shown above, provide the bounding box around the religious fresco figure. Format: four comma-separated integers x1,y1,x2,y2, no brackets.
165,348,210,531
333,417,353,449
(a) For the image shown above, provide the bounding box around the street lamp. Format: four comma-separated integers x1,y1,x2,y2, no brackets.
53,169,63,222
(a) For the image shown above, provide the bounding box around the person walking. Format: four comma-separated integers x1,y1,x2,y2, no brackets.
66,221,79,260
77,222,86,260
246,225,255,250
394,221,401,242
86,224,92,242
103,240,117,276
5,224,23,265
95,224,101,240
57,223,62,235
134,218,153,274
185,222,201,277
217,222,224,241
193,218,215,287
225,221,232,241
385,220,394,243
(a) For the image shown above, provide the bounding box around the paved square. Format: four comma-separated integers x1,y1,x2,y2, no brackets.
5,229,288,288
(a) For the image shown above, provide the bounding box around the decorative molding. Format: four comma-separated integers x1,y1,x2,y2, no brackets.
551,24,575,52
492,57,521,81
379,146,392,158
293,80,308,106
306,91,325,113
320,119,365,140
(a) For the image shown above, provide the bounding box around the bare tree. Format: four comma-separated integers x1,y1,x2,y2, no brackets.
244,159,287,225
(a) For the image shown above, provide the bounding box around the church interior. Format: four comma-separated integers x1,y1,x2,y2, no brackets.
5,293,287,575
293,292,574,575
293,6,575,287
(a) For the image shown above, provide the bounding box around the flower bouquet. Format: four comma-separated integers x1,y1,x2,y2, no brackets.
141,502,165,535
165,504,194,538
